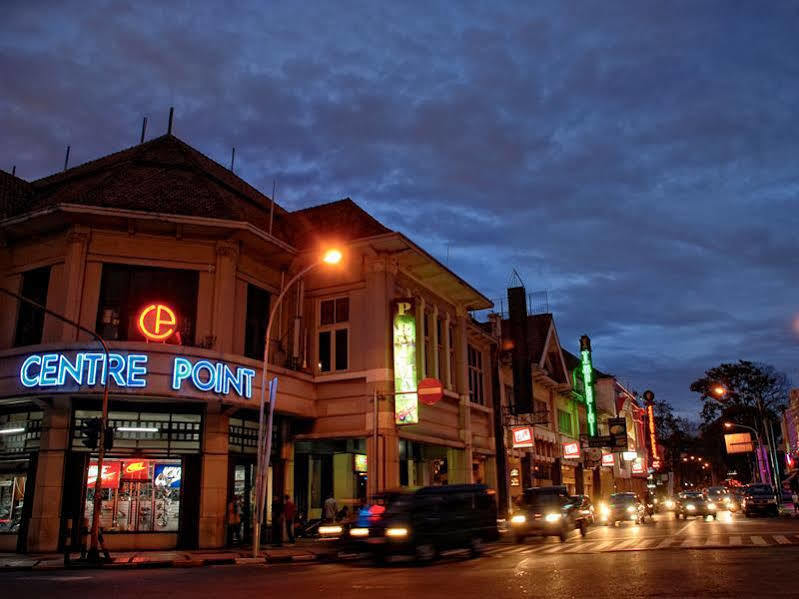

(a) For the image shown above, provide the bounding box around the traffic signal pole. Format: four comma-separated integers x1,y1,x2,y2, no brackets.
0,287,111,563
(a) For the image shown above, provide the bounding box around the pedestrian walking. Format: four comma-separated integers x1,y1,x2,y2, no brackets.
271,495,285,546
284,494,296,544
227,496,241,545
322,494,337,523
792,490,798,515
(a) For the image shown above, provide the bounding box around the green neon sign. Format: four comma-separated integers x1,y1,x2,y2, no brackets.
393,300,418,425
580,348,597,437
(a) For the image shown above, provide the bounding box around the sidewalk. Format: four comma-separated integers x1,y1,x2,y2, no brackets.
0,540,338,572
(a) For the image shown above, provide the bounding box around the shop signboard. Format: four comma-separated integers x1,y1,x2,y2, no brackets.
563,441,581,460
353,454,368,472
601,453,615,467
154,464,182,488
18,352,256,399
631,458,645,475
725,432,754,454
393,299,419,425
87,461,121,489
137,303,178,342
579,336,598,437
121,459,151,481
511,426,534,448
588,435,614,448
622,450,638,461
608,417,628,450
509,468,521,487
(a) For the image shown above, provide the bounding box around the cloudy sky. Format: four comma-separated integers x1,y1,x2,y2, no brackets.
2,1,797,417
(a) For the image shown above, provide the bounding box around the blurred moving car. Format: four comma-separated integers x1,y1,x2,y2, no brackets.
511,486,588,543
345,484,498,562
660,496,677,512
741,484,779,517
676,491,718,519
706,486,733,510
599,493,648,526
570,494,595,525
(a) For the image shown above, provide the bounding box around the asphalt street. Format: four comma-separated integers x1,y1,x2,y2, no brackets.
5,512,799,599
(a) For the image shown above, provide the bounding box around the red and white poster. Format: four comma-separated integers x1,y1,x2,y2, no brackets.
87,461,121,489
511,426,534,448
563,441,581,460
601,453,615,467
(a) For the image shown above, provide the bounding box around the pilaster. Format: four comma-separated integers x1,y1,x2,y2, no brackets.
212,241,239,353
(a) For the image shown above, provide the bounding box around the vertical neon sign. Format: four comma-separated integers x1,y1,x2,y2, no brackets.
393,299,418,425
644,390,658,461
580,335,597,437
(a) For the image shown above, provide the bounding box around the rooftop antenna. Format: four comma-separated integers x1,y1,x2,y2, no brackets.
230,147,236,172
11,165,15,176
268,180,276,235
63,146,71,171
167,106,174,135
140,116,148,143
508,268,526,289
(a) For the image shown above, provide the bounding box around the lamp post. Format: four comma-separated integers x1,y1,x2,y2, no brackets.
0,287,111,562
252,248,342,558
724,422,765,484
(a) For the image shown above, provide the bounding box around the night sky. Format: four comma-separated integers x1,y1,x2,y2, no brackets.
2,2,797,418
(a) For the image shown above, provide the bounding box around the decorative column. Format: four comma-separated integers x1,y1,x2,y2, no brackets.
431,305,440,380
454,305,473,483
212,241,239,353
61,226,90,340
443,312,452,390
364,254,399,497
198,402,229,548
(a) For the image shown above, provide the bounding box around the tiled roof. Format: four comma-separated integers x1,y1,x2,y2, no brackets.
0,170,34,220
4,135,296,243
289,198,391,249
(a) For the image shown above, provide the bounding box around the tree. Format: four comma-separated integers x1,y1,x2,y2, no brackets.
690,360,790,430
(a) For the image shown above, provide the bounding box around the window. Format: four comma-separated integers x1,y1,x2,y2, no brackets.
73,410,201,454
244,284,270,360
504,385,514,408
534,399,549,424
437,318,445,381
318,297,349,373
467,344,484,405
96,264,198,345
13,266,51,347
84,457,182,533
557,409,572,436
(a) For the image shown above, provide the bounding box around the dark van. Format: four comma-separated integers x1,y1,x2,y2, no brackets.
346,484,499,562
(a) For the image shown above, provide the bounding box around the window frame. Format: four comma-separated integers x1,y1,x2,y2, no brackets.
467,343,485,405
317,296,350,374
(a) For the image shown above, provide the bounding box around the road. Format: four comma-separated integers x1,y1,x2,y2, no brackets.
5,512,799,599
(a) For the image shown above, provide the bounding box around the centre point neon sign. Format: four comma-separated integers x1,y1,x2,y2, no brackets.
19,352,255,399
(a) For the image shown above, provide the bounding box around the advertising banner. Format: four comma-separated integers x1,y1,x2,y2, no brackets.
393,299,418,425
154,464,182,488
563,441,581,459
608,417,628,450
87,461,121,489
353,454,368,472
724,432,754,454
511,426,534,448
121,459,151,481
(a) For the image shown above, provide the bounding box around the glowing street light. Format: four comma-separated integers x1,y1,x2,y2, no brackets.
252,247,343,557
712,385,726,398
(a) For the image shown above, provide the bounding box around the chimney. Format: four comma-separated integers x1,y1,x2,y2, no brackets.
507,286,533,413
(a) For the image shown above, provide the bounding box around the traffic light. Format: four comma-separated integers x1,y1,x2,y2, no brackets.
104,425,114,451
81,418,101,449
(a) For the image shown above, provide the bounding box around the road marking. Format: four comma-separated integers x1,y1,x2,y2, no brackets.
751,536,767,546
562,541,601,553
590,540,617,552
656,537,673,549
540,543,569,554
676,521,695,536
705,536,719,546
774,535,791,545
729,536,742,546
681,537,696,548
613,539,640,550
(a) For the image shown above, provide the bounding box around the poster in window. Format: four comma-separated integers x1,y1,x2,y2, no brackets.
154,463,182,488
121,459,151,481
87,461,121,489
353,454,367,472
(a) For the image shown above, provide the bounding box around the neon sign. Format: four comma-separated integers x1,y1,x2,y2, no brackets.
647,403,659,460
579,335,597,437
393,299,418,425
138,304,177,341
19,352,255,399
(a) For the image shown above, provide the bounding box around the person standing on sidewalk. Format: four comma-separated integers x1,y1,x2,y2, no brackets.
284,494,296,544
792,490,798,515
323,494,337,523
271,495,285,546
226,496,241,545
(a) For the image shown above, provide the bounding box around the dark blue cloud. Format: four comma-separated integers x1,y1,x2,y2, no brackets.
2,0,798,417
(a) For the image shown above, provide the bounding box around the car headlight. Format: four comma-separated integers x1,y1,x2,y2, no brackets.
665,500,675,509
349,527,369,537
686,504,696,511
600,505,610,516
319,525,343,535
510,514,527,525
544,513,562,522
386,527,408,537
707,502,716,510
626,506,636,513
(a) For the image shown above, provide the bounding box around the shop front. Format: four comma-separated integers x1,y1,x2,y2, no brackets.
0,409,41,552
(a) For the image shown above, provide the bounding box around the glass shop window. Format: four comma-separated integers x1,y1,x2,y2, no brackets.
84,458,182,533
13,266,51,347
318,297,349,373
95,263,198,345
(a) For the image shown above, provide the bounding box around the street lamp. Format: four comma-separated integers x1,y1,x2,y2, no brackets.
712,385,727,398
252,248,342,557
724,422,765,484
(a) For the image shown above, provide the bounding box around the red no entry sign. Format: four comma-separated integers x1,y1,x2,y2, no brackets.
418,377,444,405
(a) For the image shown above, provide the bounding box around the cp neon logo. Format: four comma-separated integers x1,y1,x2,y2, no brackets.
138,304,177,341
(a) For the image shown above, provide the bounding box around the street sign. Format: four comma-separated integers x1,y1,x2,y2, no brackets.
418,377,444,406
588,435,614,448
608,417,628,449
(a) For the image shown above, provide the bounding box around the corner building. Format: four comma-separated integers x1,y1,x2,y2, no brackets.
0,135,497,552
